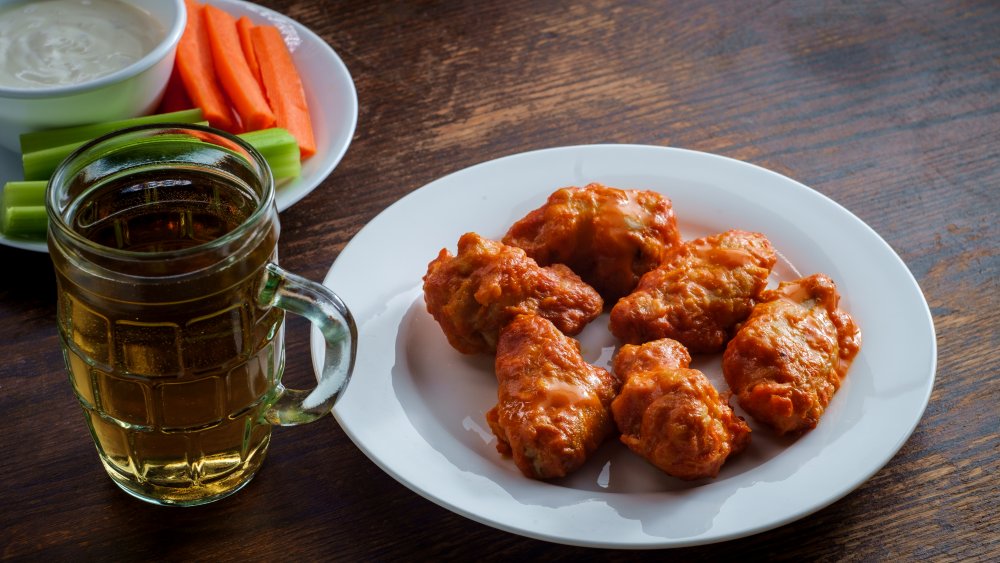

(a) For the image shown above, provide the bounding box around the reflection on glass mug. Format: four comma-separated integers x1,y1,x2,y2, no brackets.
46,124,356,506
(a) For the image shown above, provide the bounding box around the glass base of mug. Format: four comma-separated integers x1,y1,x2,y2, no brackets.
98,436,271,507
109,470,258,507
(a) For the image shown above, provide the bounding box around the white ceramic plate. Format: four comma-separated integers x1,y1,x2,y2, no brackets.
311,145,936,548
0,0,357,253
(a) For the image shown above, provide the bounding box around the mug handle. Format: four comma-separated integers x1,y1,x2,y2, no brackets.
257,262,357,426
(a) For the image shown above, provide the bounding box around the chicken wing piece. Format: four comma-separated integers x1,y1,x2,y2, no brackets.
612,335,692,375
611,339,750,480
722,274,861,436
503,183,682,302
487,314,620,479
609,229,777,353
423,232,603,355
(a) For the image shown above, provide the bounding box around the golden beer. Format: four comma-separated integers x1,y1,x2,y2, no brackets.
48,126,356,506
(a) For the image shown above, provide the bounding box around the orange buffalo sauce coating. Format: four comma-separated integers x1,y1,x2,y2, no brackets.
422,233,603,355
612,339,750,480
722,273,861,435
610,229,777,353
504,183,682,302
487,314,620,479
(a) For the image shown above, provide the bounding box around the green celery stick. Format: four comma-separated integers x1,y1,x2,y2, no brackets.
22,143,82,181
23,126,300,182
1,205,47,237
22,122,210,181
19,108,205,154
1,181,48,237
239,128,302,179
5,127,304,239
2,181,47,208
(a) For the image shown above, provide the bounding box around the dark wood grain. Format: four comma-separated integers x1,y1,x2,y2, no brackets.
1,0,997,560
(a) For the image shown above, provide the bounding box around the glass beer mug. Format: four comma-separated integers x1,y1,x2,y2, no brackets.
46,124,356,506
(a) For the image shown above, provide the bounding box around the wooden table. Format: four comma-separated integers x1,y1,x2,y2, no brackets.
1,0,996,559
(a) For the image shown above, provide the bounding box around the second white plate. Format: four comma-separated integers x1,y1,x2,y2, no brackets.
311,144,936,548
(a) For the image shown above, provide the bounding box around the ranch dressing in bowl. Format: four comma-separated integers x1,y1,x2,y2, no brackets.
0,0,164,89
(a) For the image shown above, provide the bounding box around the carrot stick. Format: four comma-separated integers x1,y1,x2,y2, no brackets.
176,0,239,132
251,24,316,159
203,5,275,132
236,16,263,86
157,62,193,114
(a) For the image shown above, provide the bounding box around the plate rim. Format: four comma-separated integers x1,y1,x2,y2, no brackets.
312,143,937,548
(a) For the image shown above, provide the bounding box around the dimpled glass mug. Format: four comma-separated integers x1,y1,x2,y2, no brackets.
47,124,356,506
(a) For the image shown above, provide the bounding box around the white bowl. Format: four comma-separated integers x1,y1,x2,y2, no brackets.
0,0,186,152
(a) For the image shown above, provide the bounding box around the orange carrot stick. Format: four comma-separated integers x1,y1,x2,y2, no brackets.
251,24,316,159
157,61,193,113
236,16,263,86
203,5,275,132
176,0,239,132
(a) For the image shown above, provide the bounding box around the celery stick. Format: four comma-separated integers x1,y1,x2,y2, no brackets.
1,181,48,238
2,181,47,208
22,144,79,181
238,128,302,179
23,126,300,182
4,128,302,239
22,122,210,181
1,205,46,237
19,109,205,154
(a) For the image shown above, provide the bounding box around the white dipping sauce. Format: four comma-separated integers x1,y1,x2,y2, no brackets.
0,0,164,89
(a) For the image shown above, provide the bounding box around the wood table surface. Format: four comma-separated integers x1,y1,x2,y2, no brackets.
1,0,996,560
